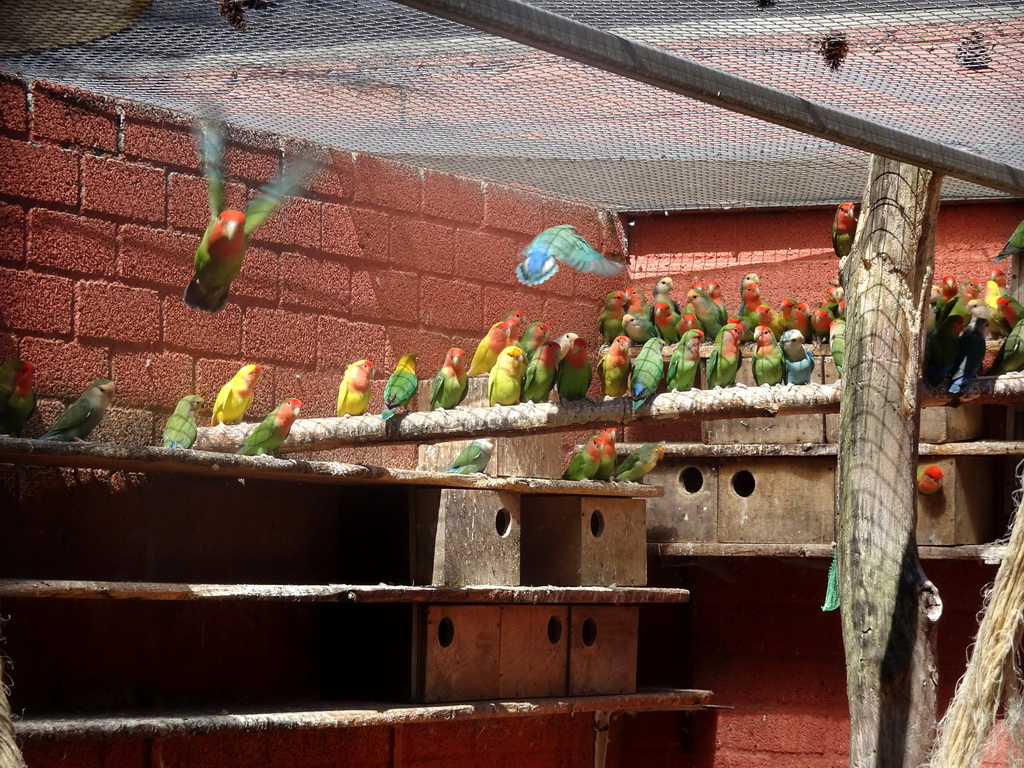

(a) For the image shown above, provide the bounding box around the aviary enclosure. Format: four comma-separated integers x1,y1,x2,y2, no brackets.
0,1,1023,766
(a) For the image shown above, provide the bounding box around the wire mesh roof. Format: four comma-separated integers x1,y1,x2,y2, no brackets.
2,0,1023,211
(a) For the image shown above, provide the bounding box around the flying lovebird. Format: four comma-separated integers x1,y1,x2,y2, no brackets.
556,336,593,402
211,364,263,426
38,378,115,442
446,438,496,474
429,349,468,411
994,219,1024,261
780,329,815,384
948,316,988,395
488,346,527,406
630,337,665,409
236,398,302,456
381,354,418,420
522,340,560,403
515,224,625,286
707,323,743,389
562,434,605,481
832,202,858,258
666,328,703,392
0,360,36,436
751,325,784,386
916,464,944,496
599,290,627,344
162,394,205,449
338,359,375,417
184,121,311,313
598,335,631,397
614,443,666,483
468,321,513,376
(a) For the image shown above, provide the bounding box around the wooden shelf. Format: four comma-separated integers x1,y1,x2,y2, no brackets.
12,688,715,740
615,441,1024,457
651,542,1007,563
0,437,661,498
0,580,690,604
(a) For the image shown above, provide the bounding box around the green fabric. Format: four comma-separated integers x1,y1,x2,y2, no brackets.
821,550,840,612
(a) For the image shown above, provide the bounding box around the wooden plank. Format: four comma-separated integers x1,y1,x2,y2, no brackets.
916,457,996,546
568,606,639,696
0,438,660,498
645,458,718,543
652,542,1007,563
498,606,568,698
614,441,1024,458
12,688,715,740
419,605,502,702
0,580,691,604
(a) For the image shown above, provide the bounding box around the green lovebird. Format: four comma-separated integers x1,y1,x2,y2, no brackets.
562,435,605,481
687,285,726,340
707,323,743,389
446,438,495,474
614,443,666,483
832,202,858,258
994,218,1024,261
556,337,593,402
751,325,784,386
924,314,965,388
595,428,617,481
162,394,205,449
666,329,703,392
598,336,631,398
780,329,815,384
652,302,681,344
520,321,550,360
429,348,469,411
38,378,115,442
184,121,311,314
948,316,988,395
650,277,681,316
622,313,658,345
237,398,302,457
522,341,560,404
488,346,526,406
630,337,665,409
0,359,36,436
989,317,1024,375
381,354,418,420
599,290,627,345
828,319,846,377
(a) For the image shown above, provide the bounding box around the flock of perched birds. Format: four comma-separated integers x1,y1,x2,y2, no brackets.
2,115,1023,487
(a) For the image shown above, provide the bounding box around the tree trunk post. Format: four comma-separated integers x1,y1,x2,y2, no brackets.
838,155,945,767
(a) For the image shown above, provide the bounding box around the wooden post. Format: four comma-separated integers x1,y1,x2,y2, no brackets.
837,155,944,767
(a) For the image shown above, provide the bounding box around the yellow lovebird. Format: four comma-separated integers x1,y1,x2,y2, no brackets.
488,346,526,406
337,359,375,417
468,321,513,376
211,364,263,425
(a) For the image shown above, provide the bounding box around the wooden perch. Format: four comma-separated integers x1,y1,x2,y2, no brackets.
192,374,1024,454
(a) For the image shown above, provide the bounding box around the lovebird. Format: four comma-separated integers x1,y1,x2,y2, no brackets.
162,394,205,449
446,438,495,474
0,360,36,436
522,340,560,403
916,464,944,495
622,313,658,345
184,121,309,313
595,428,617,481
780,329,815,384
553,332,579,362
995,218,1024,261
338,359,375,417
556,336,592,402
707,323,743,388
832,202,858,258
688,285,726,340
651,277,681,315
924,315,965,388
755,304,786,343
515,225,625,286
236,398,302,456
488,346,526,406
782,299,811,337
676,313,701,337
211,364,263,426
614,443,666,483
829,319,846,376
598,336,631,398
502,310,527,341
624,288,649,318
468,321,513,375
630,337,665,409
989,317,1024,375
38,378,115,441
562,435,604,481
520,321,550,360
948,316,988,395
666,328,703,392
382,354,418,420
810,308,834,344
429,349,468,410
599,290,627,344
751,325,784,386
652,302,681,344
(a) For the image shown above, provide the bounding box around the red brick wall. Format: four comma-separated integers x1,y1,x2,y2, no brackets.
0,76,622,466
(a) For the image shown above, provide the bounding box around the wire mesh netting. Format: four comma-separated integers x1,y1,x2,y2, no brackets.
1,0,1022,212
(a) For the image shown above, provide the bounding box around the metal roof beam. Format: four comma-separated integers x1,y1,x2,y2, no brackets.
389,0,1024,197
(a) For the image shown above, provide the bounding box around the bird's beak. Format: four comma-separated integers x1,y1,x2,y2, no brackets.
223,219,241,240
